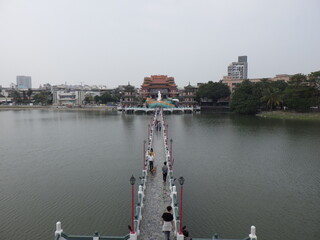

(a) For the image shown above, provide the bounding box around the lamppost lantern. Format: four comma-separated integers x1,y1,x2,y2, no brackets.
130,175,136,186
178,176,185,234
178,176,185,186
144,140,146,144
130,175,136,234
170,139,173,144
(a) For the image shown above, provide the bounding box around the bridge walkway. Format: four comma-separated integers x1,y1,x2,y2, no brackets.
53,110,258,240
138,128,172,240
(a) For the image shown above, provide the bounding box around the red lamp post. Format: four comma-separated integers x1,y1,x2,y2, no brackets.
143,140,146,170
130,175,136,234
178,176,185,235
170,139,173,170
166,124,169,138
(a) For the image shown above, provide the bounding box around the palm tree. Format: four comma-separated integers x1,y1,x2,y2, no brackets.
261,87,283,111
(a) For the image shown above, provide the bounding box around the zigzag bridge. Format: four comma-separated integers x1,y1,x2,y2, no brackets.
54,109,257,240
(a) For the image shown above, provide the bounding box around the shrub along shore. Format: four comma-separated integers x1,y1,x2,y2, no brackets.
257,111,320,120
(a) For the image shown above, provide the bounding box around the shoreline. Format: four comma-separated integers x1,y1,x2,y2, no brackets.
0,105,117,111
257,111,320,121
2,107,320,120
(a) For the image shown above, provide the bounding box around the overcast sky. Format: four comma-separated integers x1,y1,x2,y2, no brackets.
0,0,319,88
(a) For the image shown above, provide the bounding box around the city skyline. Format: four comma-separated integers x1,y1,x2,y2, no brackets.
1,0,319,88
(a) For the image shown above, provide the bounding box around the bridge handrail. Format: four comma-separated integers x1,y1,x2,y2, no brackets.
118,107,197,113
160,109,182,238
53,224,130,240
129,110,158,239
60,232,130,240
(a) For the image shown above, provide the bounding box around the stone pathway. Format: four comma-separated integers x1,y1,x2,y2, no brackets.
139,129,172,240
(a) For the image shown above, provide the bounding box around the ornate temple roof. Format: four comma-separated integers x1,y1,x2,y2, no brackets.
142,75,177,88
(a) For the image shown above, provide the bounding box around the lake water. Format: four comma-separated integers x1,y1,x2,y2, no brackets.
0,110,319,240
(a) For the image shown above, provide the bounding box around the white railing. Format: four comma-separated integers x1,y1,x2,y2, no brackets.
118,107,198,112
160,109,185,240
129,111,158,240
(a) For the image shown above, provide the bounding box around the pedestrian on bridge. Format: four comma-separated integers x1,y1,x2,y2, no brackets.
162,206,174,240
149,148,155,157
162,162,168,183
148,152,154,172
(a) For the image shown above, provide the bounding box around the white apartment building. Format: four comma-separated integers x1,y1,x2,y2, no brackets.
227,56,248,79
53,90,85,105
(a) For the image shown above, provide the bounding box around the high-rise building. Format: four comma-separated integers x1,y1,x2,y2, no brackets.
16,76,32,89
227,56,248,79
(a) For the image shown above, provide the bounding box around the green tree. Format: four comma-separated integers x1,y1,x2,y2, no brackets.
283,85,318,112
100,93,116,104
308,71,320,88
94,95,100,104
113,89,123,102
288,73,308,86
230,80,260,114
252,80,287,110
22,91,27,103
196,81,230,103
251,80,270,103
27,88,33,99
261,87,283,111
33,91,52,105
308,71,320,110
12,90,22,103
270,80,288,92
84,94,94,104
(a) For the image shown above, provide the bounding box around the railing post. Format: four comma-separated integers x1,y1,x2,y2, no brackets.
142,169,147,184
138,185,144,207
249,225,257,240
93,232,99,240
130,232,137,240
171,185,177,206
55,221,63,236
176,232,184,240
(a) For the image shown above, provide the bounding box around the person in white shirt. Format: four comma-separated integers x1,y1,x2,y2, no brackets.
149,153,154,171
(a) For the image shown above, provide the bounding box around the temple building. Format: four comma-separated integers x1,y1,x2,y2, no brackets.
121,84,138,107
181,84,198,107
141,75,178,99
